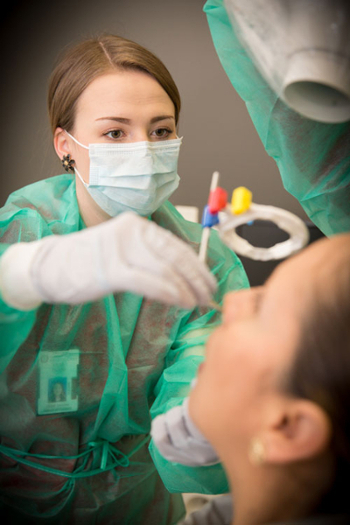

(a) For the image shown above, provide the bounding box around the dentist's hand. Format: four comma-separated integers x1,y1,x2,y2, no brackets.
151,397,219,466
0,212,217,310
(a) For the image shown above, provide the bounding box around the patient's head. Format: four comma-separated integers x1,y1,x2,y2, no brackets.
189,233,350,523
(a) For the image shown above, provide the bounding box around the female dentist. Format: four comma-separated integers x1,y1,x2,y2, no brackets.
0,34,248,524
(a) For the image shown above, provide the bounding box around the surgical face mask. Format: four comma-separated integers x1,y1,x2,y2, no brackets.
66,132,182,217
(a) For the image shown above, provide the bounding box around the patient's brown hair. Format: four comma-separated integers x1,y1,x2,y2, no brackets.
286,240,350,510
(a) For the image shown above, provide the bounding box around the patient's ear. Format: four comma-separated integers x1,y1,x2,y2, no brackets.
261,400,331,464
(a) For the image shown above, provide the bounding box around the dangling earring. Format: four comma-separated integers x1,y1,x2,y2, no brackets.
248,437,266,466
62,154,75,173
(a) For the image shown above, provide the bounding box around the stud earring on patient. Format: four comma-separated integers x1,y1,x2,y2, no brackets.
62,154,75,173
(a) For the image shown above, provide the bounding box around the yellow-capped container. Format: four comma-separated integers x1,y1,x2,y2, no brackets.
231,187,252,215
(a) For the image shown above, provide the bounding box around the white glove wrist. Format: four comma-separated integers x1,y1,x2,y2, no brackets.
0,241,44,310
151,398,220,466
182,397,210,443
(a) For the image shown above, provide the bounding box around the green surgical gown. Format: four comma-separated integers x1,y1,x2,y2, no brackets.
0,174,249,525
204,0,350,237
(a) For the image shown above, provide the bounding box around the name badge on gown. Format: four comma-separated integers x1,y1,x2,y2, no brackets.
37,350,79,415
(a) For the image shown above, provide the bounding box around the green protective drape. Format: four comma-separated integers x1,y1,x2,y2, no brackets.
204,0,350,237
0,174,249,524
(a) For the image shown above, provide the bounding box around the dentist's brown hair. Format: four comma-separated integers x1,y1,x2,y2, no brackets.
48,34,181,135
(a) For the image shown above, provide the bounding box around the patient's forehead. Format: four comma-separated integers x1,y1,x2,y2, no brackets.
261,237,340,324
274,236,342,287
270,235,350,320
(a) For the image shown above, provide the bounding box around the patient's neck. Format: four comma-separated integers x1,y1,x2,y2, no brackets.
226,457,331,524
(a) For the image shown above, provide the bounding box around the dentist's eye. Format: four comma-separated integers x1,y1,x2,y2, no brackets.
105,129,125,140
151,128,172,139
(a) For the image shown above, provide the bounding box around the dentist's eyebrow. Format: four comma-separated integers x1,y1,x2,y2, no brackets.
95,115,175,124
96,117,131,123
150,115,175,123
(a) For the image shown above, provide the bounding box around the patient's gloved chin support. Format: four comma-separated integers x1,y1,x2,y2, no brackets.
151,398,219,467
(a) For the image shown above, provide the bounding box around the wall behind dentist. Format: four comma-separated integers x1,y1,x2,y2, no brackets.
0,0,308,221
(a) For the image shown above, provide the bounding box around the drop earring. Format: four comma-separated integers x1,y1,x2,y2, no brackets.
62,154,75,173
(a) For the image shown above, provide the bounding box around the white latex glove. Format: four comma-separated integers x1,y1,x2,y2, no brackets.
151,397,219,466
0,212,217,311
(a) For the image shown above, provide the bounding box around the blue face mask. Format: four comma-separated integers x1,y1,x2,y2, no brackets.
66,132,182,217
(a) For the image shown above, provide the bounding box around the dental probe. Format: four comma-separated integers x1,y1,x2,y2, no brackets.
208,300,223,312
199,171,220,264
199,171,228,312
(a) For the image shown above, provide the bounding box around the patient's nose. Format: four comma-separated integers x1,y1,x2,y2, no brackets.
223,287,263,323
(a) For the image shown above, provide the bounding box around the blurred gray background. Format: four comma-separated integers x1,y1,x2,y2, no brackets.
0,0,307,221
